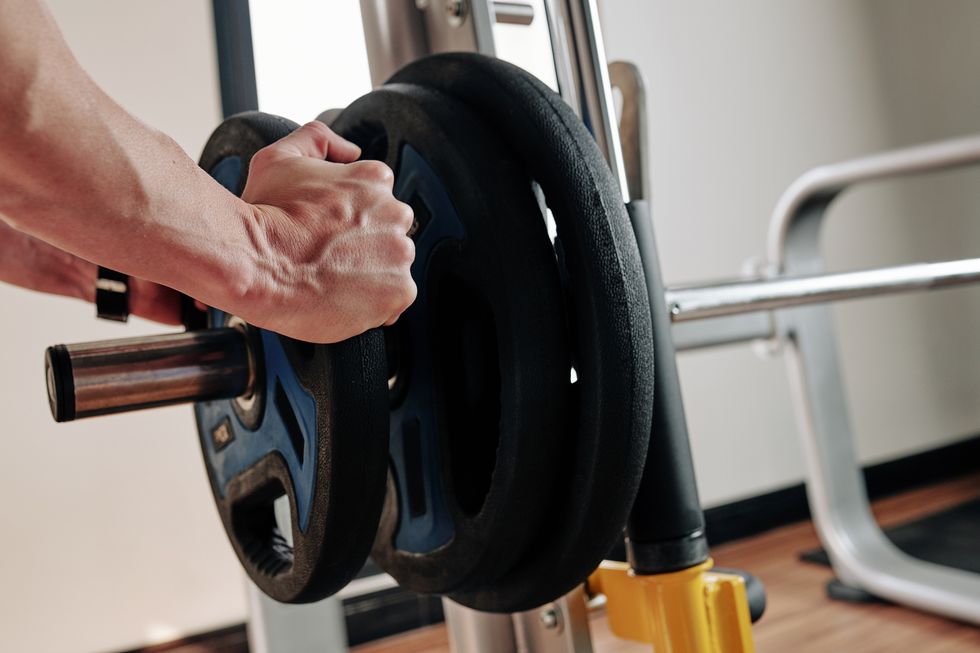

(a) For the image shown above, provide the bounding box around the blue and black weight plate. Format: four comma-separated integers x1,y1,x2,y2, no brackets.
193,113,390,604
386,54,656,612
329,84,573,600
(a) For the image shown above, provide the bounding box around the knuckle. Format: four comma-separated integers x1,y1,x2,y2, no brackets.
249,145,275,168
396,201,415,228
306,120,333,137
402,279,418,309
352,160,393,183
304,120,334,148
396,235,416,263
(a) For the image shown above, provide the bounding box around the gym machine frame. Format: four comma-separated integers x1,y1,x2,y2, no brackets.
359,0,754,650
668,135,980,626
44,0,980,649
338,0,980,637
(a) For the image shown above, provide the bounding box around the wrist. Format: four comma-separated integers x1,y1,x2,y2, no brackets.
67,256,98,303
46,238,99,303
188,193,263,318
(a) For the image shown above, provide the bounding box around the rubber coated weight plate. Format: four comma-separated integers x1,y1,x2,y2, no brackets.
390,54,656,612
193,112,390,604
330,86,572,598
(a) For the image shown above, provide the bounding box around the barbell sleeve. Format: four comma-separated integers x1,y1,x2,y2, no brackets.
45,327,255,423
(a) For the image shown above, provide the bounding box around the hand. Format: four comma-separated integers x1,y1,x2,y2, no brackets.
129,277,185,325
233,121,417,344
0,217,186,325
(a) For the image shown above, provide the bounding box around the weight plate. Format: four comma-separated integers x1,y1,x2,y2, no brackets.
193,113,390,604
331,85,572,598
390,54,656,612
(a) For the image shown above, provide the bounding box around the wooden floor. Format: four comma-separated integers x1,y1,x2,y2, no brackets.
354,473,980,653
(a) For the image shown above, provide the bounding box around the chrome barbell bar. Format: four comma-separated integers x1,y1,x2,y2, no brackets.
45,327,254,422
44,253,980,422
666,257,980,323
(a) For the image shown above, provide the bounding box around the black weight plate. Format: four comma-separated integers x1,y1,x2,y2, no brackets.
330,86,572,597
390,54,655,612
193,112,390,603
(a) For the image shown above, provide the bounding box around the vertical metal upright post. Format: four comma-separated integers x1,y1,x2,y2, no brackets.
212,0,259,115
359,0,495,87
441,587,594,653
359,0,430,86
245,501,349,652
442,600,518,652
512,588,595,653
549,0,630,199
247,585,349,653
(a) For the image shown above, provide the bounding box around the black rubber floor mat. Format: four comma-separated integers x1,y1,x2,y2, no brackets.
800,497,980,574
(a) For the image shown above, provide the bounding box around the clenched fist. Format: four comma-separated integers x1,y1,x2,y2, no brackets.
232,121,417,343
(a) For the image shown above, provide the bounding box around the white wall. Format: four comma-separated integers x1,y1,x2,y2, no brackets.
0,2,244,652
602,0,980,506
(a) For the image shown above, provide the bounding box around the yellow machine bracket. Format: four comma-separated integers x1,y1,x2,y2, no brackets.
588,559,756,653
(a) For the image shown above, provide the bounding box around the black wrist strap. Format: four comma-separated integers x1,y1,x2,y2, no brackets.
96,267,130,322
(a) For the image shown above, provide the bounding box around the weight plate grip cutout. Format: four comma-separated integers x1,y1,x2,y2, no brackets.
194,114,390,604
387,144,464,555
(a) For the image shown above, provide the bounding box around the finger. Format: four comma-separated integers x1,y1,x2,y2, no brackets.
317,122,362,164
348,159,395,188
382,278,417,327
129,282,184,325
391,200,415,232
267,121,361,163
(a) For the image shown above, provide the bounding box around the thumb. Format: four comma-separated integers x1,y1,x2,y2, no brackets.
267,121,361,163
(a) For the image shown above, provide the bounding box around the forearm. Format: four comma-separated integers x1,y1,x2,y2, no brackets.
0,0,255,311
0,1,415,343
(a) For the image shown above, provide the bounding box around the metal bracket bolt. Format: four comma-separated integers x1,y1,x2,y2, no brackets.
539,604,562,631
445,0,467,27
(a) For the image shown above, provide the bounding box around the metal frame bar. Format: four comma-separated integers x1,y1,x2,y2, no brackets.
671,312,774,352
541,0,580,114
442,588,594,653
246,586,348,653
552,0,629,200
666,257,980,322
608,61,649,202
765,134,980,624
211,0,258,116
